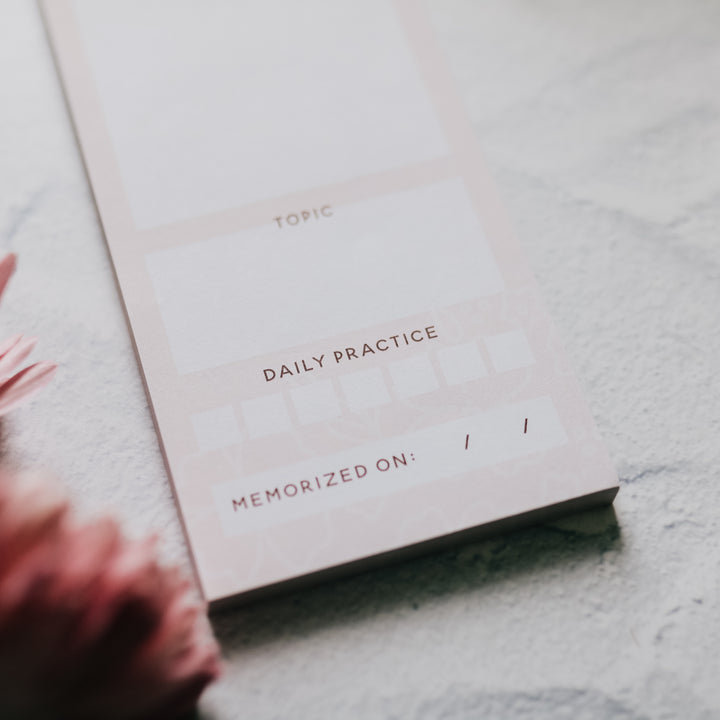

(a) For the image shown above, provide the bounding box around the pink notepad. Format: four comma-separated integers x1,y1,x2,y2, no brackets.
42,0,618,608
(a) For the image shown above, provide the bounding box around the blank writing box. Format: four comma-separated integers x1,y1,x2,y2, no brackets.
71,0,449,229
145,180,504,375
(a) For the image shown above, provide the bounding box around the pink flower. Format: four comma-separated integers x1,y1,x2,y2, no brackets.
0,468,221,719
0,253,56,415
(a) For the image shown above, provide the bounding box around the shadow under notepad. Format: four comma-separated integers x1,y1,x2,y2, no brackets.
209,504,620,656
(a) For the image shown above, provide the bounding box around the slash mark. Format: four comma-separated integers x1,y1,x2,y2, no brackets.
465,434,469,450
524,418,528,434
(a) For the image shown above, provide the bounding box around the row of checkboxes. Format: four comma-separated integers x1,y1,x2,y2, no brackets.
191,329,535,451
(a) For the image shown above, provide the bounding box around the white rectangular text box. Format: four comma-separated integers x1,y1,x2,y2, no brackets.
146,179,504,374
213,395,567,535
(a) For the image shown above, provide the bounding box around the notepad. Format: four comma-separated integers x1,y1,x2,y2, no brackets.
42,0,618,608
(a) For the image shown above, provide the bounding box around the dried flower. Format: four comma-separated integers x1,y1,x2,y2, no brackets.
0,468,221,719
0,253,56,415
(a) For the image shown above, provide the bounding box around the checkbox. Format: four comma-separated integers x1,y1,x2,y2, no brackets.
191,405,241,452
485,329,535,372
290,380,341,425
340,368,391,412
241,393,292,438
437,342,488,385
389,354,439,399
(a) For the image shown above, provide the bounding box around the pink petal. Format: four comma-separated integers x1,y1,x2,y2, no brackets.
0,254,16,302
0,468,222,719
0,362,57,416
0,334,23,358
0,471,67,576
0,335,38,382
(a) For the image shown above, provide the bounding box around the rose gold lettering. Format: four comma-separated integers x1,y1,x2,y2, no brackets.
325,472,337,487
250,492,262,507
284,483,298,497
232,497,247,511
340,467,352,482
300,480,313,493
266,488,281,502
263,327,440,380
355,464,367,478
273,207,332,228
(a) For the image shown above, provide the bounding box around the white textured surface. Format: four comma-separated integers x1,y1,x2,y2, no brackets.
1,1,720,717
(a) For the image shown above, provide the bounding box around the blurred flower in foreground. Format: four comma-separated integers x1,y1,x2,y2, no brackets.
0,468,221,719
0,253,56,415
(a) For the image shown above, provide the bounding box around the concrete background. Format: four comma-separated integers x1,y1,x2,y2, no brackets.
1,0,719,717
